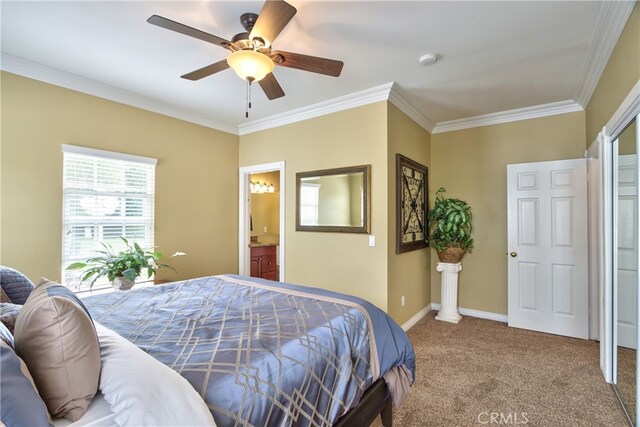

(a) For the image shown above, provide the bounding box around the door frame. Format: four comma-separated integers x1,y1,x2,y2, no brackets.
238,161,286,281
589,130,614,383
600,80,640,385
587,140,601,341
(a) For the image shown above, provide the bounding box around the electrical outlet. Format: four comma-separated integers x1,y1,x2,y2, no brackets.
401,296,405,307
264,226,268,233
368,236,376,247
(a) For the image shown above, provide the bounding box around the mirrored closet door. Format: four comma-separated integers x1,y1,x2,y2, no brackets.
614,116,639,425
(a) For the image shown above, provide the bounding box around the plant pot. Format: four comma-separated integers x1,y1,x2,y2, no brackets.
111,276,134,291
437,247,466,263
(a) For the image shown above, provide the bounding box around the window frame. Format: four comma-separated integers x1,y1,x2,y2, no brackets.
61,144,157,291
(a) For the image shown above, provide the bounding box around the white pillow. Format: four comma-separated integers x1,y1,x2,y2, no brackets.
94,322,216,427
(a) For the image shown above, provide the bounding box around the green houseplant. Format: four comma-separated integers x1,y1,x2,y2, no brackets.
66,237,183,290
428,187,474,263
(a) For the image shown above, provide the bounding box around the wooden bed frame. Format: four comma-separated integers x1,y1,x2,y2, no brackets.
334,379,392,427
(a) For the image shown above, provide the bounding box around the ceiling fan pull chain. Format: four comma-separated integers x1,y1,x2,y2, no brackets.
245,77,255,118
245,79,249,118
248,76,254,112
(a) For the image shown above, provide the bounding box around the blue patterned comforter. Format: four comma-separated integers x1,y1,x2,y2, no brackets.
82,275,415,426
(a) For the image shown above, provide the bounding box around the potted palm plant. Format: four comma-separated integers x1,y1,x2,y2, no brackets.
66,237,184,290
428,187,474,263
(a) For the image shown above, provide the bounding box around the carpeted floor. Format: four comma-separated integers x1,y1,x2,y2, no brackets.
377,311,629,426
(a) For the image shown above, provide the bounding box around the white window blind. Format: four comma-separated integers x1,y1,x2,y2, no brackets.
300,183,321,226
62,145,157,290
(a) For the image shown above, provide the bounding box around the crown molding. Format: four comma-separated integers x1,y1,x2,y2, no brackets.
0,53,238,135
238,82,393,135
575,1,636,108
240,82,436,135
431,100,584,134
388,84,435,132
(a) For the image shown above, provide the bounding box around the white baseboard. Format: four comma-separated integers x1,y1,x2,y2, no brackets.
430,303,508,323
401,305,433,331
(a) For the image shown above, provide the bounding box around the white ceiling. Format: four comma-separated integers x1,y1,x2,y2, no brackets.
0,1,628,134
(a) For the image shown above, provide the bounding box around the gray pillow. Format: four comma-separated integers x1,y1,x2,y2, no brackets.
0,302,22,334
15,279,100,421
0,323,52,427
0,266,35,305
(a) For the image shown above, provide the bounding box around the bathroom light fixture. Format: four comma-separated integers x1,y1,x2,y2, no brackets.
250,181,275,194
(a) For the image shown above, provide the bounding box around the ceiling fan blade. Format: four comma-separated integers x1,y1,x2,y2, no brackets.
147,15,233,50
181,60,229,81
272,50,344,77
259,73,285,100
249,1,297,46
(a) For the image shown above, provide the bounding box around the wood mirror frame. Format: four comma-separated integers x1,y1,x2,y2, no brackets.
296,165,371,234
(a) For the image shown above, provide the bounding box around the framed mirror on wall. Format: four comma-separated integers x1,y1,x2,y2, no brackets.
295,165,371,234
612,115,639,426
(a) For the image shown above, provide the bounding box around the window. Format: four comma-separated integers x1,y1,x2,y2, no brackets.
62,145,157,290
299,183,321,225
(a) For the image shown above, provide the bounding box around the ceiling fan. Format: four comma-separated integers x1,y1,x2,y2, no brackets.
147,0,344,116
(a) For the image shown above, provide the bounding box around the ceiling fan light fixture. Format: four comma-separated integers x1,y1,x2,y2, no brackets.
227,49,274,82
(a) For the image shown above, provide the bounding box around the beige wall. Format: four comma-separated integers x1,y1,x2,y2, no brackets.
586,3,639,145
239,102,390,310
1,72,239,283
431,111,586,315
387,103,431,324
619,120,637,155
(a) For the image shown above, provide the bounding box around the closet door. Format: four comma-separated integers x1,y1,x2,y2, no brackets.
613,118,639,425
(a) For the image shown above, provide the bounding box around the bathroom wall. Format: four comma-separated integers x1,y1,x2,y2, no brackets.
250,171,280,245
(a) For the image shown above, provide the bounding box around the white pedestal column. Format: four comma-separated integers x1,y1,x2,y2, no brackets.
436,262,462,324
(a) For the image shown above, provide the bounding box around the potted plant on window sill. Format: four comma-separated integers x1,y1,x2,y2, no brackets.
428,187,474,263
66,237,184,290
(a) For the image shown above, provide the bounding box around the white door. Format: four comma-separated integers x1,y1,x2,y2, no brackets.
507,159,588,339
616,155,638,349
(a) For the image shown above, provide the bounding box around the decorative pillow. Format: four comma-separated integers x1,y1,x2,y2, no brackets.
0,303,22,334
14,278,100,421
0,323,53,427
0,266,35,304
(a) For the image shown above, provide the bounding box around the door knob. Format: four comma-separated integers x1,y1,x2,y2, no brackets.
510,252,517,258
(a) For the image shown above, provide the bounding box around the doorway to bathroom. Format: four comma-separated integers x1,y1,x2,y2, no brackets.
238,161,285,282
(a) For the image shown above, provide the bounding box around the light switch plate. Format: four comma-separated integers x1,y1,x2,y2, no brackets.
368,236,376,247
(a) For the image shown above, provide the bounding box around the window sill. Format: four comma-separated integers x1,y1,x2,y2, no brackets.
76,278,162,298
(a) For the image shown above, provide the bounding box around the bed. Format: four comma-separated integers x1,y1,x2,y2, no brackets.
3,271,415,426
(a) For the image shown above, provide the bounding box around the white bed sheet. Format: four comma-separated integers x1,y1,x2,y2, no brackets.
52,392,117,427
